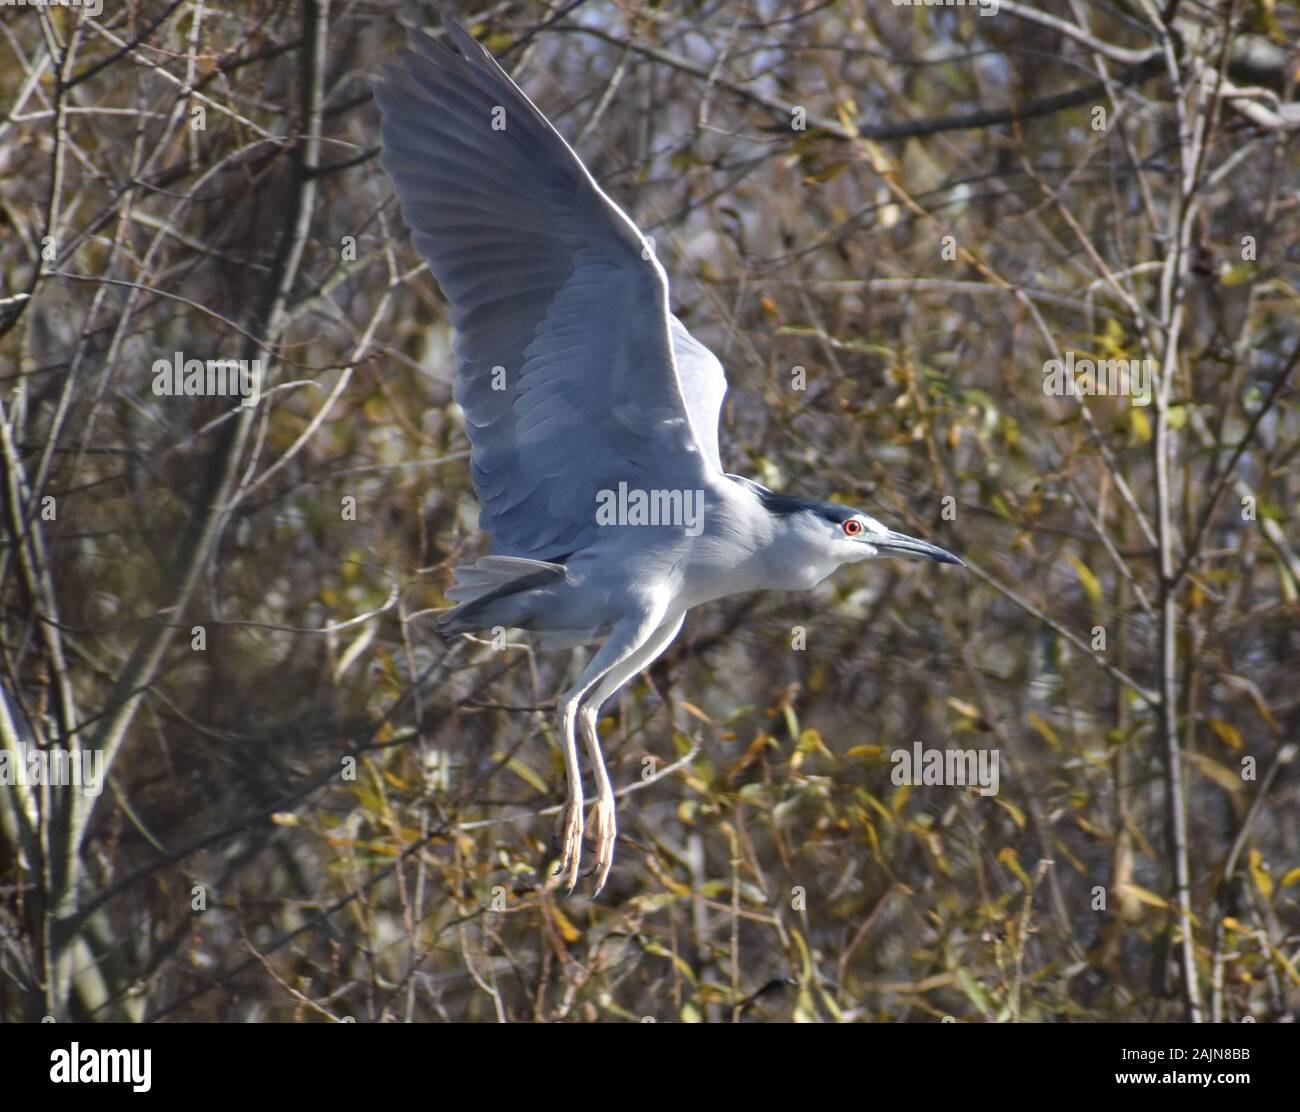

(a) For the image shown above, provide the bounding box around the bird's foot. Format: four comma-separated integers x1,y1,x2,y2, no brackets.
584,794,617,896
554,796,584,895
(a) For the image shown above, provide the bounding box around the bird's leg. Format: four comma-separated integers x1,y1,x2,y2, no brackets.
551,608,670,894
554,696,586,895
577,704,616,894
577,614,685,894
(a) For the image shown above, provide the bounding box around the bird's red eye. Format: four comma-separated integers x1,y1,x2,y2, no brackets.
843,518,863,537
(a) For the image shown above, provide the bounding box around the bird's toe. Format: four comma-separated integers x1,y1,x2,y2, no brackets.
585,797,617,896
554,799,584,896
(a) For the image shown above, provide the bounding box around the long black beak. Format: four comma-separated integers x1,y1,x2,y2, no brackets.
875,528,965,566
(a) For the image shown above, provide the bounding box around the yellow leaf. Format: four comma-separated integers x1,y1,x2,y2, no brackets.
482,31,516,53
862,812,881,861
642,940,697,983
890,783,912,814
547,905,581,944
1249,848,1274,901
678,699,713,724
1028,711,1060,750
649,857,693,898
834,102,860,139
503,755,547,795
1064,554,1103,610
1129,405,1152,443
1220,262,1256,286
1074,814,1108,838
859,790,893,823
789,927,814,980
1264,940,1300,988
995,799,1026,830
1280,868,1300,889
804,161,849,186
1052,835,1088,875
1208,717,1243,751
858,138,893,175
1120,883,1169,910
1184,750,1245,794
797,728,833,760
997,846,1032,889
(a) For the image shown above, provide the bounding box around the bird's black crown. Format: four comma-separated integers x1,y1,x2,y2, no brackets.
743,480,857,524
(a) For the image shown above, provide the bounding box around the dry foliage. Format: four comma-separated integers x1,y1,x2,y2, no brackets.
0,0,1297,1022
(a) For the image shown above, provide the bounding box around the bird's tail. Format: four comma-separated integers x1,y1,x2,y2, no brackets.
433,556,569,638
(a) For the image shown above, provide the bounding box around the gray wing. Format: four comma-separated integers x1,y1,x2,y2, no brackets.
668,315,727,474
375,21,729,560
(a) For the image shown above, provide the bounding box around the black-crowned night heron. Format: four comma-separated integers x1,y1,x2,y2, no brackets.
375,20,963,895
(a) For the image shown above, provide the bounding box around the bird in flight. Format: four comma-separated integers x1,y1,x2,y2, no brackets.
375,19,963,896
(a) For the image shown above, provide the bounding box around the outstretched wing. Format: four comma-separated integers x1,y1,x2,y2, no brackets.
668,315,727,475
376,21,729,560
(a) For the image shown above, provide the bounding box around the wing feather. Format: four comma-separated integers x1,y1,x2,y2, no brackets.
376,21,729,559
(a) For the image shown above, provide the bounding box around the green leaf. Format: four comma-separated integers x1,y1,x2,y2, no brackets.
956,969,992,1017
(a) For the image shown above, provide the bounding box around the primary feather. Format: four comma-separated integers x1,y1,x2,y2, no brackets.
375,23,730,561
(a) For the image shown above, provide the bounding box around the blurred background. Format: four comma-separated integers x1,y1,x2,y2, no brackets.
0,0,1296,1022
